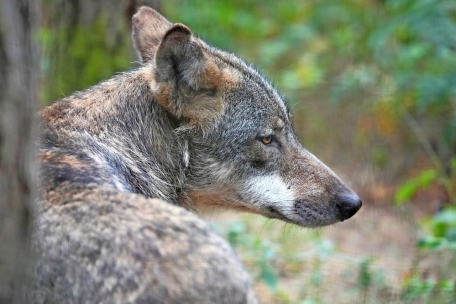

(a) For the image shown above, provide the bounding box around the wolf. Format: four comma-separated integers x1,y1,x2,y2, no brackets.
31,6,362,303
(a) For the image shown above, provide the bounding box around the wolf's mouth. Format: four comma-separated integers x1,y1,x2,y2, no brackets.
264,205,291,222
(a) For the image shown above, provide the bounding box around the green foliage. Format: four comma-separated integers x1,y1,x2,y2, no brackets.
399,203,456,302
41,15,132,103
224,220,279,289
419,207,456,251
218,216,399,303
358,258,373,288
325,0,456,109
394,169,437,205
402,276,456,303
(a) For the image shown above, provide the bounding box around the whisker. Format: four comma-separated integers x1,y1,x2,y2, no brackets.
257,218,271,241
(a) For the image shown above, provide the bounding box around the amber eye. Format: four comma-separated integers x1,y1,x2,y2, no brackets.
260,135,273,145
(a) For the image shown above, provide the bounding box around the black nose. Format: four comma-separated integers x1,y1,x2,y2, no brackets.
336,192,362,221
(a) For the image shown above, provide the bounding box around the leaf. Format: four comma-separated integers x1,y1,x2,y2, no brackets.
417,169,438,187
359,259,373,288
394,181,417,204
227,221,245,247
394,169,437,205
433,208,456,225
260,263,278,289
445,227,456,242
418,236,443,250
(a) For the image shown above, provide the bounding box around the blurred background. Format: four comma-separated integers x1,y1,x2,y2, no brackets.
19,0,456,302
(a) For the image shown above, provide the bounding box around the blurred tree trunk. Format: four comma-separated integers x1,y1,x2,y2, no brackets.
0,0,40,302
0,1,159,301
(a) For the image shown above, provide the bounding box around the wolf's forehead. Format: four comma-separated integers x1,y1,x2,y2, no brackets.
210,48,290,120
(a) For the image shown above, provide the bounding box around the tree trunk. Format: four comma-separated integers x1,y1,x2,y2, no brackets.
0,1,160,301
0,0,40,302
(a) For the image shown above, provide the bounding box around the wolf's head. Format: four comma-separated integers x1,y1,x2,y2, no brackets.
132,7,361,227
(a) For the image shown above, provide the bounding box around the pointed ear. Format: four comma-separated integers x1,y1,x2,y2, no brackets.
153,24,238,129
154,24,204,89
132,7,172,64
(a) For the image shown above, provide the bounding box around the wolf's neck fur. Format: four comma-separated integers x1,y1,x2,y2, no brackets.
40,66,185,204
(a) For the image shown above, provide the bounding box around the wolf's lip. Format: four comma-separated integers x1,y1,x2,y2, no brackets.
265,206,288,221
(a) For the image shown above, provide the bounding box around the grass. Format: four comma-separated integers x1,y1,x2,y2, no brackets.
208,207,456,304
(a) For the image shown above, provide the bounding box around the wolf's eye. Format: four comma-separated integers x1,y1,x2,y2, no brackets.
260,135,273,145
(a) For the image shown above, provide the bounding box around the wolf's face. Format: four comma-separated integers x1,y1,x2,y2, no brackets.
133,7,361,227
184,64,361,227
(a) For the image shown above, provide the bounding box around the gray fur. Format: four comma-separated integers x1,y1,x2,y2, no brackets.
32,184,255,303
32,6,361,303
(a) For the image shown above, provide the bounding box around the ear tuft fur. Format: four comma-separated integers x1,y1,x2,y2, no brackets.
132,7,172,64
155,24,201,86
162,23,192,41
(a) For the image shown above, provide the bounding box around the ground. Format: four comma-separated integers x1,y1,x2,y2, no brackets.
210,190,450,303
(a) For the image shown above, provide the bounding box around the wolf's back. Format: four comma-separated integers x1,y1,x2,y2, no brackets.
31,184,256,303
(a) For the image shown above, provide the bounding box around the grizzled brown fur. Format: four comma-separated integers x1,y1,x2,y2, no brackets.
33,183,255,303
32,6,361,303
